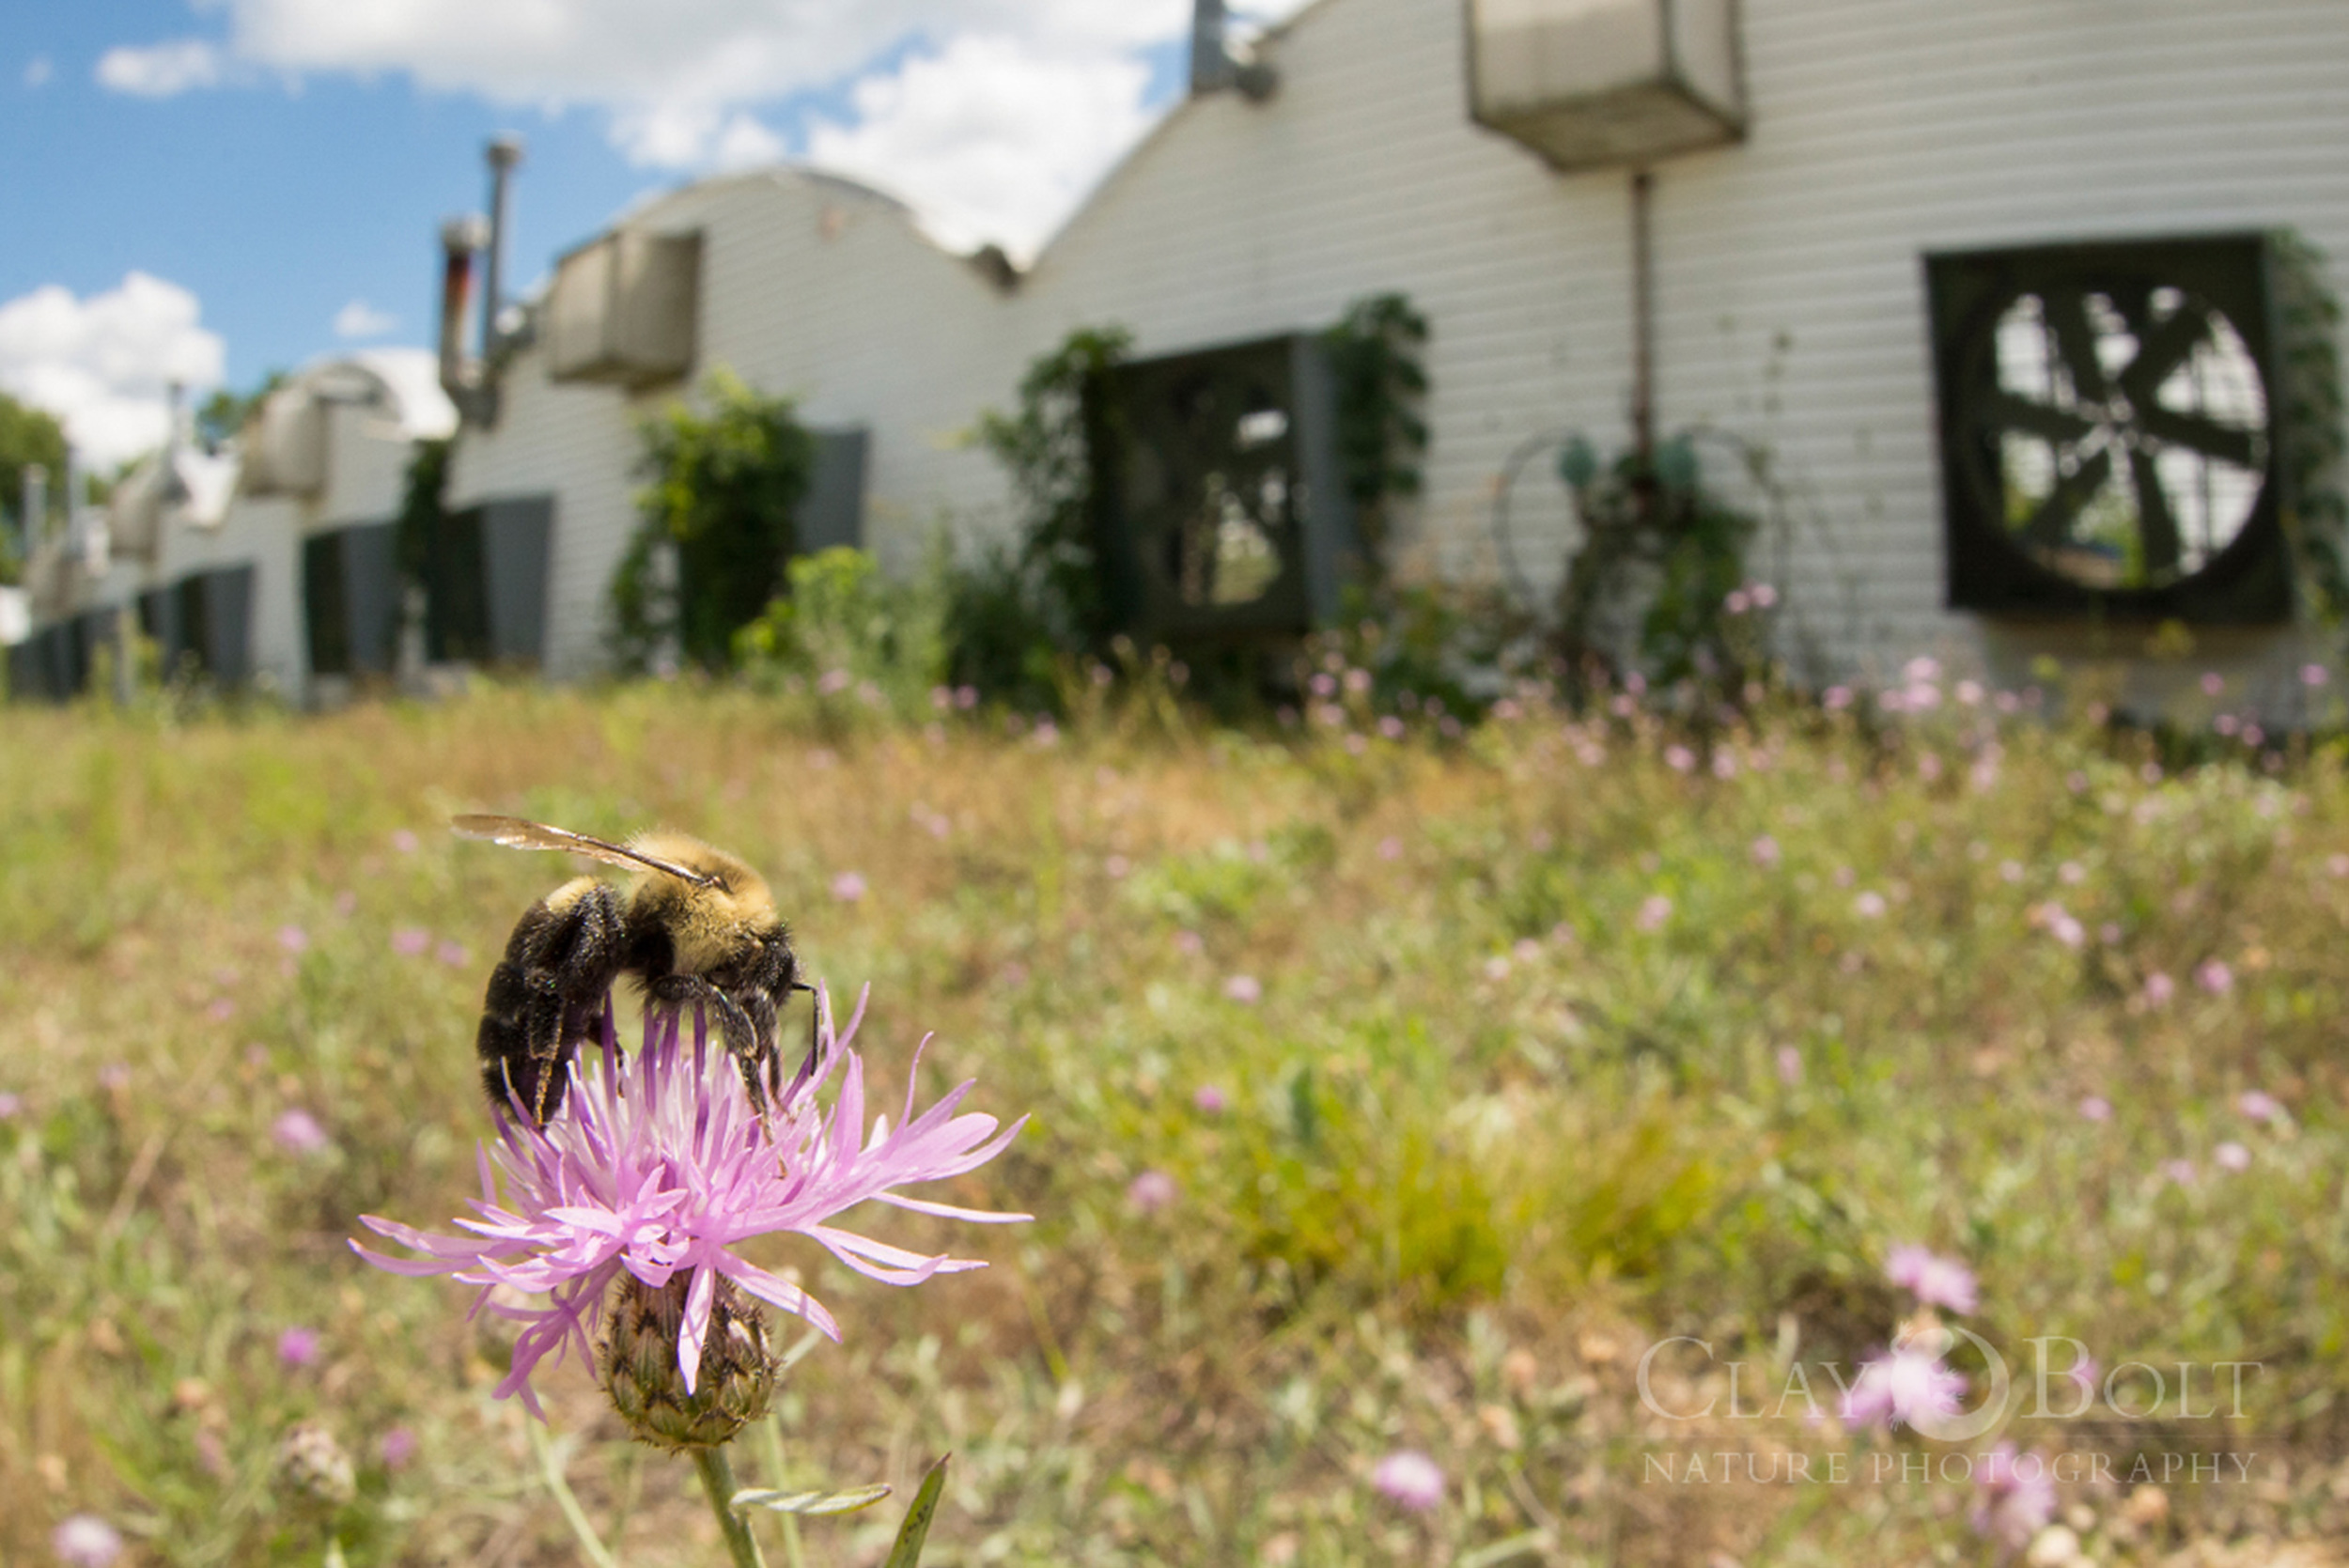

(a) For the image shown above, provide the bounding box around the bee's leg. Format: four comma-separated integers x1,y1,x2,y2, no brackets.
478,879,626,1126
787,980,820,1097
646,975,767,1115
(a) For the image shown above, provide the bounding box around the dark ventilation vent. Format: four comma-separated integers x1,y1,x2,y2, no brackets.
136,586,183,675
303,532,351,676
1928,234,2291,622
199,566,255,686
799,429,869,555
428,495,552,666
8,622,73,701
1090,333,1360,645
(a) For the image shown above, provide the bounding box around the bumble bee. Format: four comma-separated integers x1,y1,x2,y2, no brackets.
452,815,811,1125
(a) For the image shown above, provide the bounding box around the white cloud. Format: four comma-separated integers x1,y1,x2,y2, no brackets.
333,299,398,339
96,39,225,98
806,35,1157,260
0,273,226,469
23,56,53,88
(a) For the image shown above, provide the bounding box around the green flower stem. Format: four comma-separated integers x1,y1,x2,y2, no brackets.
693,1446,769,1568
757,1414,809,1568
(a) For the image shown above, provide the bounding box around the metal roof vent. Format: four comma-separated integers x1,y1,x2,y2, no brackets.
545,229,702,388
1467,0,1744,171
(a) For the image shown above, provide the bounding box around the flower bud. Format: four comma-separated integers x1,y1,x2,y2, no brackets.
278,1421,356,1505
601,1273,776,1452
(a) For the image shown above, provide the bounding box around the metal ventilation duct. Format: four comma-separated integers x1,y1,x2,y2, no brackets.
545,229,703,388
1467,0,1744,171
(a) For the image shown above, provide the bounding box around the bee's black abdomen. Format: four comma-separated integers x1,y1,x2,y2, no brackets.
476,878,628,1123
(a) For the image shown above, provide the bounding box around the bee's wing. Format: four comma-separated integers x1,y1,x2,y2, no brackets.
450,815,718,886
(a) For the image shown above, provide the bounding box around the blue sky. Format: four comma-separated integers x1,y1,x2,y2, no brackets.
0,0,1250,467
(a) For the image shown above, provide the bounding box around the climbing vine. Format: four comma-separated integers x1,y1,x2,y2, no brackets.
1323,292,1430,574
2272,228,2349,624
613,369,815,674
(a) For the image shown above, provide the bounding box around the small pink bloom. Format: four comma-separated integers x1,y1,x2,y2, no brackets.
2162,1158,2199,1187
930,685,952,711
1104,855,1129,878
2143,971,2175,1006
207,998,235,1023
390,830,420,854
1724,589,1750,615
1512,937,1542,963
2237,1090,2283,1123
2065,1353,2100,1397
1372,1450,1445,1512
1886,1245,1979,1314
1191,1086,1227,1114
99,1063,131,1091
2196,959,2233,994
1750,582,1779,609
1377,716,1405,740
2078,1094,2112,1123
379,1426,418,1470
1663,744,1694,773
0,1092,20,1120
1483,955,1510,980
2201,671,2226,696
1750,834,1781,868
1775,1045,1802,1086
1174,929,1205,956
435,940,468,968
1377,835,1403,861
391,928,429,957
1223,974,1262,1004
1634,894,1672,934
955,685,978,710
1854,892,1887,919
1832,865,1856,888
2328,854,2349,878
278,1327,321,1367
831,872,867,904
2303,662,2329,688
1823,686,1852,711
272,1109,330,1155
2058,861,2085,885
1955,679,1983,706
1970,1442,2059,1551
1345,668,1372,694
998,962,1028,988
2214,1141,2251,1172
277,924,309,955
1841,1346,1965,1430
52,1515,123,1568
1127,1169,1178,1215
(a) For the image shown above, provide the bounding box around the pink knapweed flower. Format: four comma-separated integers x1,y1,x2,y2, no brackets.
2237,1090,2283,1123
1750,833,1781,868
52,1515,124,1567
2078,1095,2112,1123
1377,835,1403,861
1635,894,1672,933
1191,1085,1227,1114
831,872,867,904
391,928,430,957
353,989,1027,1416
1854,891,1887,920
1174,929,1206,956
2200,671,2225,696
1372,1450,1445,1512
272,1109,330,1156
2143,971,2175,1007
277,1327,321,1367
1127,1169,1178,1215
1663,744,1695,773
1775,1045,1802,1086
2330,854,2349,878
2215,1141,2251,1172
1223,974,1263,1004
1887,1245,1979,1314
435,940,467,968
2162,1158,2199,1187
2196,959,2233,994
2302,662,2329,688
391,829,421,854
1970,1442,2059,1551
1823,685,1853,711
379,1426,418,1470
1377,716,1406,740
0,1091,22,1120
277,924,309,955
1841,1345,1966,1431
1483,955,1511,980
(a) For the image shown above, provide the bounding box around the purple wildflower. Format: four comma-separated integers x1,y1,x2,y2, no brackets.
2078,1094,2112,1123
0,1092,20,1120
1372,1450,1445,1512
2162,1158,2198,1187
1377,835,1403,862
353,988,1027,1417
1191,1085,1227,1114
391,829,421,854
52,1515,123,1567
1750,833,1781,868
277,924,309,955
1970,1442,2059,1552
2142,971,2175,1007
1887,1245,1979,1314
2237,1090,2283,1123
1222,974,1263,1004
272,1109,330,1156
1127,1170,1178,1215
379,1426,418,1470
2215,1141,2251,1172
1774,1045,1802,1086
2197,959,2233,994
831,872,867,904
2302,663,2328,688
435,940,467,968
1840,1345,1965,1431
1854,891,1887,920
277,1327,321,1367
1635,894,1672,934
391,928,430,957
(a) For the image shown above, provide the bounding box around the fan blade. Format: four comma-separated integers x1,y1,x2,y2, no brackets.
2129,449,2184,581
1979,389,2097,446
2042,289,2114,404
2137,407,2261,470
2116,302,2213,408
2021,448,2115,552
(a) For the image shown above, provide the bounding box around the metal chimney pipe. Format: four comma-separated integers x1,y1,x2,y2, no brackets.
482,134,525,358
21,462,45,551
1191,0,1231,92
438,213,488,413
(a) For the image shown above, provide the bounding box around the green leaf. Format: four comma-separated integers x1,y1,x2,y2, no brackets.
880,1455,951,1568
729,1482,893,1517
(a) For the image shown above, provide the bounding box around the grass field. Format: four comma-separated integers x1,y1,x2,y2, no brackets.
5,674,2349,1566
